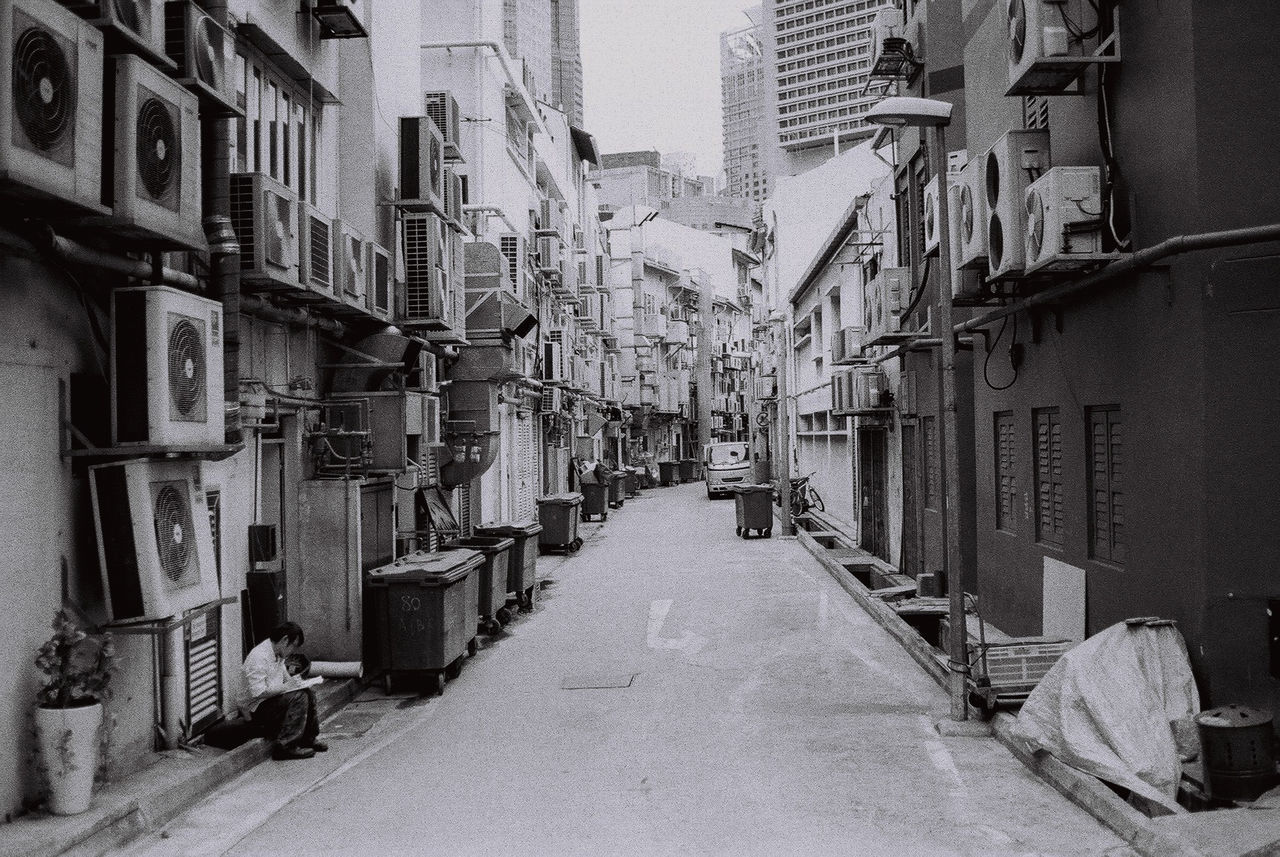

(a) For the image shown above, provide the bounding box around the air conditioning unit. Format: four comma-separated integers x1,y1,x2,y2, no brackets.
1006,0,1091,95
423,90,463,162
88,0,169,69
422,394,440,444
408,349,438,393
367,242,392,319
536,235,561,273
852,369,890,412
110,285,224,446
110,53,203,249
952,154,989,273
298,200,334,293
831,370,852,414
230,171,298,289
90,458,221,622
444,166,464,226
831,326,866,365
540,385,562,413
869,5,905,71
163,0,239,116
335,220,368,300
1024,166,1110,274
401,212,448,326
896,370,916,415
985,129,1051,279
397,115,444,215
498,233,526,297
923,173,952,257
542,340,566,382
863,267,910,345
0,0,106,214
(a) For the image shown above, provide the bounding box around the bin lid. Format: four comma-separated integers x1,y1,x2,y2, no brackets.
538,492,583,505
732,483,773,494
475,520,544,536
444,536,515,554
368,549,484,585
1196,705,1273,729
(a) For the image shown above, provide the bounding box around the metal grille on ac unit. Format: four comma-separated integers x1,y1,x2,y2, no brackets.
184,606,222,736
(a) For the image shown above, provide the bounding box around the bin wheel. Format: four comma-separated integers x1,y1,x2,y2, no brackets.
741,530,749,539
496,607,513,625
602,512,608,521
571,538,583,551
735,527,742,536
383,672,393,694
445,657,463,681
763,528,772,538
467,637,479,657
428,672,445,696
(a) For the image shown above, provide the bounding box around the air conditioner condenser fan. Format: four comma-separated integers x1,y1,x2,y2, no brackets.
1026,187,1045,260
1007,0,1027,64
167,317,205,417
13,27,74,152
152,482,193,583
193,15,224,89
137,96,179,200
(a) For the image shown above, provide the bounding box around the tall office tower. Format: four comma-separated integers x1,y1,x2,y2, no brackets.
551,0,584,125
720,7,771,202
763,0,883,175
504,0,554,104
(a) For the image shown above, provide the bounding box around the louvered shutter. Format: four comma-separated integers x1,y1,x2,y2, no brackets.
995,412,1016,531
1035,409,1064,545
515,413,538,522
1088,407,1124,563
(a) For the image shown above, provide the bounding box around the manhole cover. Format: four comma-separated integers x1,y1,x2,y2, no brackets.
560,673,637,690
320,710,385,740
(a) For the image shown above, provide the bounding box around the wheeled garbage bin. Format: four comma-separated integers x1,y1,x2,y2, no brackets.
606,470,625,509
537,493,583,554
733,485,774,538
581,481,608,521
368,548,485,696
475,520,543,610
659,461,678,486
443,535,514,634
623,467,640,498
679,459,697,483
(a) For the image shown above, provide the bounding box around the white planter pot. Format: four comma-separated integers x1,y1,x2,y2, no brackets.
34,703,103,815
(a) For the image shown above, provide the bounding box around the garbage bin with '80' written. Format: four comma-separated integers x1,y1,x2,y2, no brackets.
443,535,514,634
537,493,583,554
475,520,544,611
368,549,484,696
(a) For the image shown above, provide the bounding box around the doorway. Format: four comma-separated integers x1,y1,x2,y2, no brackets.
900,422,922,576
858,427,890,562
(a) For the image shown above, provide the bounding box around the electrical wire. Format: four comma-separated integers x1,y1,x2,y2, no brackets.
981,314,1019,391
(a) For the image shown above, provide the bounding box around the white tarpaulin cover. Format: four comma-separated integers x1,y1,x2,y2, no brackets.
1012,620,1200,813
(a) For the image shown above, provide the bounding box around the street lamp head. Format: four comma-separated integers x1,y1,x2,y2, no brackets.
864,96,953,128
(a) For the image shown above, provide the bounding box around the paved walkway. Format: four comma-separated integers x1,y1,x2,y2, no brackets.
111,483,1130,856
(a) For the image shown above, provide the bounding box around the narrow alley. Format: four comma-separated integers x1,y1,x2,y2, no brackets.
114,486,1127,857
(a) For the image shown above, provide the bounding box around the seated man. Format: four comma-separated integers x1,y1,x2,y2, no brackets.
241,622,326,760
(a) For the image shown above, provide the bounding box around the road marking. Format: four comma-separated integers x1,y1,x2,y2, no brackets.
647,599,707,654
924,740,964,786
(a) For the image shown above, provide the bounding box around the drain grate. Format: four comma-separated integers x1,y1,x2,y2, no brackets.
560,673,638,690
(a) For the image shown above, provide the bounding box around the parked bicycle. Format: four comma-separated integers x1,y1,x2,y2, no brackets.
789,472,825,518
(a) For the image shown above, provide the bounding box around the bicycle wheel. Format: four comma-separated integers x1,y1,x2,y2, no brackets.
790,492,803,518
809,488,825,513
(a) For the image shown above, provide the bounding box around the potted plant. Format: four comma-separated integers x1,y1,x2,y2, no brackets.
33,608,115,815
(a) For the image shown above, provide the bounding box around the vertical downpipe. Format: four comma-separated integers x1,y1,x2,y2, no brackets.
202,0,241,446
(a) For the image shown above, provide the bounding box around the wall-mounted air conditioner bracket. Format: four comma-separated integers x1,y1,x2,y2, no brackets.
1006,6,1121,96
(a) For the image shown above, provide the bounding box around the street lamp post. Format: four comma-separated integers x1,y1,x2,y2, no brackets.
865,97,968,722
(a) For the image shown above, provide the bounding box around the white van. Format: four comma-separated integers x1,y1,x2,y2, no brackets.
703,442,752,499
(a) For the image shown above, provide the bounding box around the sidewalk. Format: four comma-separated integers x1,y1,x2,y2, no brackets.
0,674,361,857
793,508,1280,857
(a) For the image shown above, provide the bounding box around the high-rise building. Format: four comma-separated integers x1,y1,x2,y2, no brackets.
720,7,770,202
551,0,584,126
763,0,882,161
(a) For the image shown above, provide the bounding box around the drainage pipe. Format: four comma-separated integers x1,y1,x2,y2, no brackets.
463,204,521,235
955,223,1280,335
44,230,201,291
418,41,547,136
239,294,345,335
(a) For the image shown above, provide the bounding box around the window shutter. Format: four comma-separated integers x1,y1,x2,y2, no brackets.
996,412,1016,531
1088,407,1124,563
1035,409,1064,545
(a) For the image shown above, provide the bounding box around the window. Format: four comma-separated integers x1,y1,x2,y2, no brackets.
1034,408,1064,546
923,415,939,510
1088,406,1125,563
995,411,1016,532
233,50,321,205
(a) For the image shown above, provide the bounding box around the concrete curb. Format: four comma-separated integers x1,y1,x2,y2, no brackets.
6,678,362,857
794,531,1209,857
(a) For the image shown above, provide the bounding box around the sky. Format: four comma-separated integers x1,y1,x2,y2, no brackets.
579,0,758,180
